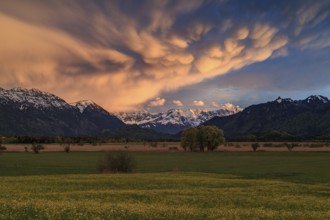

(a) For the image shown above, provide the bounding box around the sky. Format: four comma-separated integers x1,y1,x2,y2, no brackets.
0,0,329,112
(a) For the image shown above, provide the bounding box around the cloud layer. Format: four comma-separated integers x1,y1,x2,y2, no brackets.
0,0,329,111
173,100,184,107
193,100,205,107
148,97,166,107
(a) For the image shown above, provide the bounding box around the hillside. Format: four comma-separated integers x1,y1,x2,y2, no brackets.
204,96,330,140
0,88,125,136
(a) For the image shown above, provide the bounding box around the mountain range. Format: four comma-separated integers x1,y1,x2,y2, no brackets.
114,105,241,134
204,96,330,140
0,87,239,137
0,87,125,136
1,87,330,141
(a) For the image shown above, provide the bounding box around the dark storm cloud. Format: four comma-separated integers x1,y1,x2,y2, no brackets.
0,0,329,111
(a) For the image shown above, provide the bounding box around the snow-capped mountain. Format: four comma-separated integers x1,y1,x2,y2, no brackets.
205,95,330,139
274,95,329,105
0,87,71,110
72,100,125,131
303,95,329,104
115,104,242,134
73,100,108,114
0,87,124,136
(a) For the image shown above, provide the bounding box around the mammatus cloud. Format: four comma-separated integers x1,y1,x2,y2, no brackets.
0,0,329,111
211,102,220,108
193,100,205,107
222,103,243,112
173,100,184,107
211,102,242,111
148,98,166,107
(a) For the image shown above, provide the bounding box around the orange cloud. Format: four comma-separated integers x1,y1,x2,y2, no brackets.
193,100,204,106
148,97,166,107
0,1,326,112
173,100,184,107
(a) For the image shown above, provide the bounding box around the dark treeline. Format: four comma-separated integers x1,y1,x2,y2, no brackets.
0,136,178,144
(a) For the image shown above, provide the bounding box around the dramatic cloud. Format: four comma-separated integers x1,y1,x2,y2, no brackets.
0,0,329,111
222,103,243,112
148,98,166,107
193,100,205,107
211,102,220,108
173,100,184,107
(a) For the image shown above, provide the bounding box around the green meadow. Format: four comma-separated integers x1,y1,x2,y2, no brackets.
0,151,330,219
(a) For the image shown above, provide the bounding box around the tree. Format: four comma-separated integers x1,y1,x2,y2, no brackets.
180,126,225,152
251,143,260,152
63,144,71,153
31,144,45,154
0,139,6,154
285,143,297,152
180,127,198,151
198,126,225,151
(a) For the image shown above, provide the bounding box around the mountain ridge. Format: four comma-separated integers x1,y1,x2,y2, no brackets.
204,95,330,140
0,87,125,136
115,105,242,134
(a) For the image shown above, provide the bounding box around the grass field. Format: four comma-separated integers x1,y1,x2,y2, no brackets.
0,151,330,219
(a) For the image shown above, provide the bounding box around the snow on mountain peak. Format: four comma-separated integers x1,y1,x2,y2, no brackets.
276,97,282,103
114,103,242,128
72,100,98,113
306,95,329,103
0,87,69,110
275,97,293,104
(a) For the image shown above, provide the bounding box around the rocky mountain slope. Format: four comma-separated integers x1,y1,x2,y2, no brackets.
115,105,242,134
204,96,330,140
0,88,125,136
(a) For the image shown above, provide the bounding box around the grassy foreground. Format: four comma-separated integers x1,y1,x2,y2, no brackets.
0,173,330,219
0,152,330,219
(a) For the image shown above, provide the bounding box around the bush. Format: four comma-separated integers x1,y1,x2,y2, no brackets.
0,144,6,153
286,143,294,152
64,144,71,153
285,143,299,151
0,139,5,153
149,142,158,148
31,144,45,154
251,143,260,152
98,151,136,173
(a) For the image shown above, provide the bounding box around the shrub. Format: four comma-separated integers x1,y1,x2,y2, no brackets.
64,144,71,153
98,151,135,173
286,143,294,152
149,142,158,148
251,143,260,152
0,144,6,154
0,139,5,154
31,144,45,154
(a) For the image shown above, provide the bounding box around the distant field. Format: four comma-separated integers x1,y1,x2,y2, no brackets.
0,152,329,219
3,142,330,152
